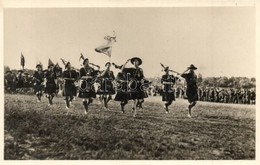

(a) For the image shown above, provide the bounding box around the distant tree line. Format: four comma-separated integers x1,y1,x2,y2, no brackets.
197,74,255,89
147,73,255,89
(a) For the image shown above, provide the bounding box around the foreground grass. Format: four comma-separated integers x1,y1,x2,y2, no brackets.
4,94,255,160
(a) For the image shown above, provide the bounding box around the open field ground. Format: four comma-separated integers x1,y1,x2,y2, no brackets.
4,94,255,160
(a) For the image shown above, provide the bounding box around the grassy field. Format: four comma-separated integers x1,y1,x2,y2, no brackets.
4,94,255,160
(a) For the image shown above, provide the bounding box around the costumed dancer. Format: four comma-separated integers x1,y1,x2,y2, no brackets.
181,64,198,118
62,62,78,109
78,58,97,114
44,62,58,106
161,66,178,113
114,60,131,113
129,57,148,117
16,70,24,93
33,63,44,102
97,62,116,109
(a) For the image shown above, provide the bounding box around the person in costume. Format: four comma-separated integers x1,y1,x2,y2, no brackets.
129,57,148,117
44,63,58,106
161,67,178,113
16,70,24,92
33,63,44,102
78,58,97,114
62,62,78,109
114,60,132,113
97,62,115,109
114,57,148,117
181,64,198,118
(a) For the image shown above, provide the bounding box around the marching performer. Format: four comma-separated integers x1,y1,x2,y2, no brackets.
44,62,58,106
181,64,198,118
114,61,132,113
62,62,78,109
129,57,148,117
161,67,178,113
114,58,148,117
78,58,97,114
16,70,24,92
33,63,44,102
97,62,116,109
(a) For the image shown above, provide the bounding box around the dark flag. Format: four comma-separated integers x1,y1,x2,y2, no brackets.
21,53,25,69
60,58,67,66
55,63,60,69
48,58,54,67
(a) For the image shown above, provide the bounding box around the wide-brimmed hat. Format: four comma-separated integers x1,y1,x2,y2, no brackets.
105,62,111,67
36,64,42,68
5,71,12,74
188,64,197,70
131,57,142,65
48,64,54,68
18,70,24,73
83,58,89,65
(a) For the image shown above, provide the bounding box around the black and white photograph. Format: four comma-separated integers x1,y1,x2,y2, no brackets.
1,0,258,162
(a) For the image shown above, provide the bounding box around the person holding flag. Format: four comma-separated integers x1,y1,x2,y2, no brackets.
97,62,116,109
44,59,58,106
62,62,78,109
33,63,44,102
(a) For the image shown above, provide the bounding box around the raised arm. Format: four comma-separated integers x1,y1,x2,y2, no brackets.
121,59,131,71
181,68,189,76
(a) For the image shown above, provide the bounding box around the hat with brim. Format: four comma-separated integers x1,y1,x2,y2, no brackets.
188,64,197,70
105,62,111,67
6,71,12,74
18,70,24,73
36,64,42,68
48,64,54,68
83,58,89,65
131,57,142,65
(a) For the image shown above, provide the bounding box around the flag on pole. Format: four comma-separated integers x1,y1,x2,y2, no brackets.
55,62,60,68
21,53,25,69
60,58,67,65
95,31,116,57
48,58,54,67
79,53,85,61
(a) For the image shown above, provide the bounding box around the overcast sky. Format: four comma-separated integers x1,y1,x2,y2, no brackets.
4,7,255,78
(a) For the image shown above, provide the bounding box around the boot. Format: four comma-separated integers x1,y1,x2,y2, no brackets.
83,101,88,114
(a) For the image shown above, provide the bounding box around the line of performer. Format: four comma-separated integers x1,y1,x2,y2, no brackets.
31,56,198,118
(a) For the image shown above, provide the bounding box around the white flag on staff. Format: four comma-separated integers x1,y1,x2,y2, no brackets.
95,31,117,57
